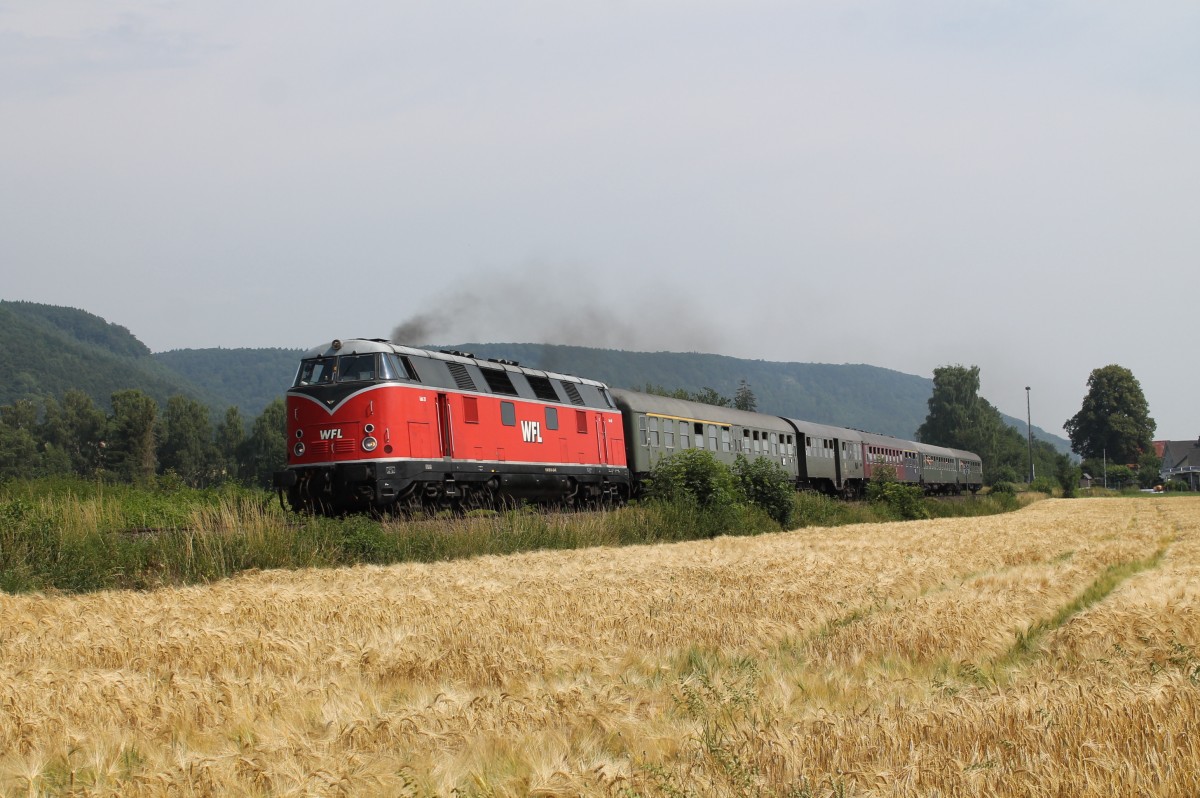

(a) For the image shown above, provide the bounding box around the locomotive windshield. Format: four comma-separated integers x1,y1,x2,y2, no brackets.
336,354,377,382
294,354,383,386
295,357,335,386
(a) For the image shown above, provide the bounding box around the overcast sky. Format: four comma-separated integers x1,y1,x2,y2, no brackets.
3,2,1198,439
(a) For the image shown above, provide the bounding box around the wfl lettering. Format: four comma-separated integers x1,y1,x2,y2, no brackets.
520,421,543,443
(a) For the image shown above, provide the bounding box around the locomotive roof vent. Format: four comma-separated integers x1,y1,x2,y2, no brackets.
487,357,520,367
440,349,476,359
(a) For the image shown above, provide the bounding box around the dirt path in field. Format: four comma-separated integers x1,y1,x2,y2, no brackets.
2,497,1198,797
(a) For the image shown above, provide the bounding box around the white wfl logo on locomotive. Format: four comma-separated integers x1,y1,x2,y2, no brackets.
319,429,344,440
520,421,543,443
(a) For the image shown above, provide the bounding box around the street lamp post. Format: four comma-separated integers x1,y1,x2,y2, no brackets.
1025,387,1034,484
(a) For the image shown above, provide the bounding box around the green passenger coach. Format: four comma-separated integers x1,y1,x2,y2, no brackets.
610,389,801,492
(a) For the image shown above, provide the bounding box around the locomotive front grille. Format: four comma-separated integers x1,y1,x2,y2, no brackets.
332,439,359,454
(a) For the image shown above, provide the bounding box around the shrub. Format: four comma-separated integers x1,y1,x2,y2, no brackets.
1165,480,1192,492
1057,461,1081,499
731,455,794,527
1029,476,1057,495
988,465,1020,486
866,480,928,520
646,450,739,511
990,481,1016,496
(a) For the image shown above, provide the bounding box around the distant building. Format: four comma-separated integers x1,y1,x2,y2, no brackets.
1160,438,1200,490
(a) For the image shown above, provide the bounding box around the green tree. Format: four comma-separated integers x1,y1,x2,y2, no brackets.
1136,450,1163,489
158,395,216,487
38,390,106,477
1064,365,1155,464
107,389,158,484
733,379,757,412
238,398,287,488
916,365,1008,482
0,400,41,480
643,384,732,407
692,387,731,408
917,364,1066,485
215,406,245,482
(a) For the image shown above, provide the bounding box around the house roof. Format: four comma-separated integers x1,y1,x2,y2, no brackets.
1161,439,1200,470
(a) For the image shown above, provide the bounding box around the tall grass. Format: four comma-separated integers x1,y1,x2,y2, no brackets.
0,477,1024,594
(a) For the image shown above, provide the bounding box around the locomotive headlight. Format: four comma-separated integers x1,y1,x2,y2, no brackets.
364,423,375,434
294,441,306,457
362,437,378,452
295,429,304,439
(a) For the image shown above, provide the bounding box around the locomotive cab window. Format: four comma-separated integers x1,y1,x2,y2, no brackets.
379,354,414,381
337,354,378,383
295,358,335,386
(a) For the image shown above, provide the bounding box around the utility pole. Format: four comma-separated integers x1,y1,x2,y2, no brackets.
1025,386,1034,483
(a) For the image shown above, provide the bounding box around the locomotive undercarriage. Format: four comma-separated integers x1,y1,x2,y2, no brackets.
275,461,630,516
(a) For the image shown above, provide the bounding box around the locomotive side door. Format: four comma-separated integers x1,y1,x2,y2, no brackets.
435,393,454,458
595,414,608,465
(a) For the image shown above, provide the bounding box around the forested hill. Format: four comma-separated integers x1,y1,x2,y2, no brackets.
153,347,301,418
0,301,223,411
0,303,1069,450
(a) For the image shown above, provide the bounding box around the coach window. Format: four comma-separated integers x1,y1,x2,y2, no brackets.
771,433,779,456
708,425,718,451
638,415,648,446
722,428,731,452
545,407,559,431
694,422,705,449
501,401,516,427
664,419,675,449
752,431,760,454
680,424,690,449
649,416,659,447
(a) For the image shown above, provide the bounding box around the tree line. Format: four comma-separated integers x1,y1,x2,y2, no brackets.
918,363,1163,490
643,379,759,411
0,389,286,488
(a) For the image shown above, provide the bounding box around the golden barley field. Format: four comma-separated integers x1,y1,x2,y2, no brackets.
2,496,1199,797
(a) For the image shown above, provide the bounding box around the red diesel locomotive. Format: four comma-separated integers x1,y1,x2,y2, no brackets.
272,339,631,513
